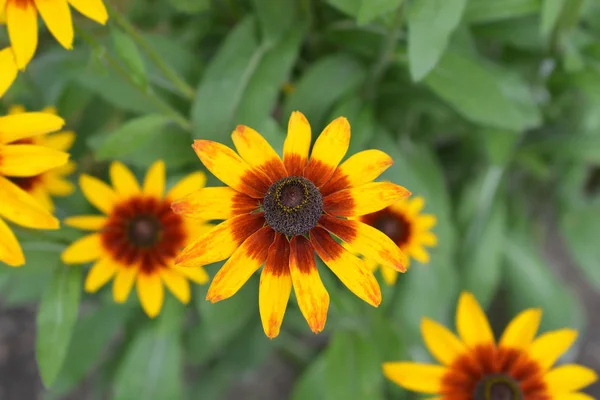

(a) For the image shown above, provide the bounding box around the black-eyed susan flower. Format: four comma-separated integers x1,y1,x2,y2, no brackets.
6,106,76,211
358,196,437,285
383,291,598,399
0,110,68,266
171,111,411,338
2,0,108,69
0,47,18,97
61,161,211,318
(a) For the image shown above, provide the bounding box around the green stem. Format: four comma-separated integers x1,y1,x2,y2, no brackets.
76,27,191,131
365,6,405,100
105,1,196,100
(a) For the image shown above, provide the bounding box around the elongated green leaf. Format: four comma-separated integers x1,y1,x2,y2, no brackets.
251,0,295,42
169,0,209,13
423,51,540,131
407,0,468,81
465,0,540,23
95,115,171,160
327,0,361,17
284,54,367,129
36,266,82,387
541,0,567,37
110,26,148,89
291,355,326,400
357,0,404,25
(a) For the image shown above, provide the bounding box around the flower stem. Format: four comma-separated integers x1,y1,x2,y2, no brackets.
105,1,196,100
76,26,191,131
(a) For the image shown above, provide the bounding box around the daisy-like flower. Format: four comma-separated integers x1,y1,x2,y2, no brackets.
1,0,108,69
172,111,411,338
383,292,598,399
6,105,76,211
0,47,18,97
61,161,211,318
358,196,437,285
0,110,68,266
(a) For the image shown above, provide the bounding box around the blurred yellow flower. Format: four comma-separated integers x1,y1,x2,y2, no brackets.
383,291,598,399
357,196,437,285
0,110,68,266
2,0,108,69
61,160,211,318
0,47,18,97
7,106,76,211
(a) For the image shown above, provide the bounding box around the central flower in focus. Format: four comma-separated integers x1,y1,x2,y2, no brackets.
172,111,412,338
263,176,323,236
475,375,522,400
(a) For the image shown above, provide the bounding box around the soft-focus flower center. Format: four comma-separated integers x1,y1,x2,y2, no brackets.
8,176,40,192
474,375,522,400
128,215,162,247
263,176,323,237
374,214,410,245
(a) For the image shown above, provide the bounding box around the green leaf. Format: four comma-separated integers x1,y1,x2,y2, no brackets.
168,0,209,13
36,266,82,387
284,54,367,129
423,51,540,131
327,0,361,17
191,17,304,142
94,115,172,160
560,201,600,290
465,0,540,23
251,0,295,42
541,0,567,37
110,26,148,89
291,355,326,400
407,0,468,81
324,330,384,400
113,309,183,400
480,128,521,166
357,0,404,25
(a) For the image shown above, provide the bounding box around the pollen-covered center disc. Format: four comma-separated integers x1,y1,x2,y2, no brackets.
474,375,523,400
263,176,323,237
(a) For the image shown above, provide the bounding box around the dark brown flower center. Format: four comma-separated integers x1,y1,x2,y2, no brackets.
475,375,523,400
373,213,411,245
127,215,162,247
8,176,41,192
263,176,323,237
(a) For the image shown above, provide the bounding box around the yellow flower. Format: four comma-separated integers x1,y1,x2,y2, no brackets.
0,110,68,266
383,291,598,399
61,161,212,318
2,0,108,69
0,47,18,98
6,105,76,211
358,196,437,285
171,111,411,338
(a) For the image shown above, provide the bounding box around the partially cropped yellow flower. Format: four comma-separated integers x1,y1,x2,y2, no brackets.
61,161,211,318
2,0,108,69
383,292,598,399
358,196,437,285
7,106,76,211
0,47,18,97
0,110,68,266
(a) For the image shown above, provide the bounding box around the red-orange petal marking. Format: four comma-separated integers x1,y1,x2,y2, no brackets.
323,182,411,217
283,111,311,176
232,125,287,185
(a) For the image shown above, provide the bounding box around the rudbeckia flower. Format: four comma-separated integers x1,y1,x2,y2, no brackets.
6,106,76,211
0,47,18,97
358,196,437,285
383,291,598,399
61,161,211,318
172,111,411,338
2,0,108,69
0,110,68,266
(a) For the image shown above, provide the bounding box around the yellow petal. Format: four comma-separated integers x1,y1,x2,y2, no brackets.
64,215,106,230
166,171,206,201
0,176,59,229
113,266,137,303
0,47,18,98
45,173,75,196
303,117,350,187
545,364,598,394
421,317,466,366
143,160,165,198
30,186,54,212
310,227,381,307
0,216,25,267
232,125,287,184
0,112,64,143
79,174,118,215
289,236,329,334
160,268,191,304
554,393,595,400
283,111,311,176
6,0,38,69
323,182,412,217
67,0,108,24
259,233,292,339
408,245,430,264
380,265,398,285
0,144,69,176
34,0,73,50
206,226,274,303
41,130,75,151
319,149,393,197
61,233,103,264
109,161,140,196
172,265,209,285
137,272,164,318
416,215,437,230
499,308,542,350
406,196,425,216
171,186,258,221
456,291,495,347
84,258,117,293
529,329,578,371
419,231,438,247
382,362,446,394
